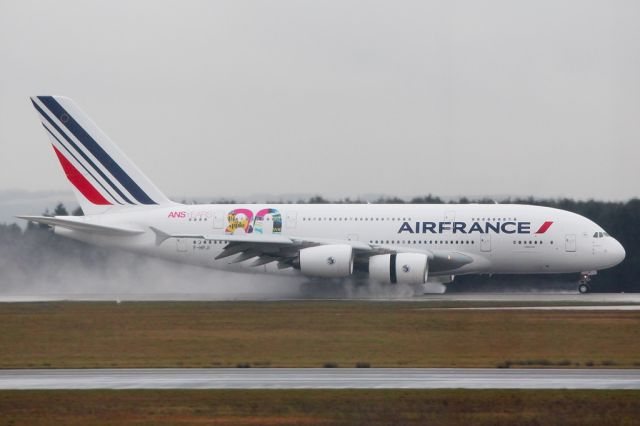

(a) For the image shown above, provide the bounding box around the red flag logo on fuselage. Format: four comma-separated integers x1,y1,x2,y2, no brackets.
535,221,554,234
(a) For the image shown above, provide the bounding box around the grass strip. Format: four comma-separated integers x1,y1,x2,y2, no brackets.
0,301,639,368
1,389,640,425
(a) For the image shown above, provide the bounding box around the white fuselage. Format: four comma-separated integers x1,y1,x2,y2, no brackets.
56,203,626,279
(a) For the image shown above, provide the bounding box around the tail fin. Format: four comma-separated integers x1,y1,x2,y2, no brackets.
30,96,173,214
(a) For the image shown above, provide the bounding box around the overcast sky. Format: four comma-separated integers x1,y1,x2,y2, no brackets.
0,0,638,203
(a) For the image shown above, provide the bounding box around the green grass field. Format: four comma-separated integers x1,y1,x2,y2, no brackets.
1,389,639,425
0,301,639,368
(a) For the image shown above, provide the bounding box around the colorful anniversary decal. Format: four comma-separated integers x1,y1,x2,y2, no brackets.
225,208,282,234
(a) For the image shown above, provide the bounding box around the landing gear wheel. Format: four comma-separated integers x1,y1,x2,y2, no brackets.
578,283,590,294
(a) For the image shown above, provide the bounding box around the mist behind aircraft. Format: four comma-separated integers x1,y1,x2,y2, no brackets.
1,225,436,300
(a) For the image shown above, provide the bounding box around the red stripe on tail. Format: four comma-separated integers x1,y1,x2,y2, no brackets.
51,145,111,205
535,221,554,234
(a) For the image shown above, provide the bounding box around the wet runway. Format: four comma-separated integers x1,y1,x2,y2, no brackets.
1,292,639,304
0,368,639,390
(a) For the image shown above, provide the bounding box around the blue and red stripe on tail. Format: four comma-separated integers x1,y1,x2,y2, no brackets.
30,96,173,214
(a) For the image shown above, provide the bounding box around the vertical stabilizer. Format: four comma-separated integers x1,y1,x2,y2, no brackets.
30,96,173,214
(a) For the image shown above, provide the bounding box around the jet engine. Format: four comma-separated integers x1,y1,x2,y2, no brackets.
298,244,354,278
369,253,428,284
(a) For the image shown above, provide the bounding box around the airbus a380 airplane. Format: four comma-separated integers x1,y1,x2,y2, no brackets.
22,96,625,294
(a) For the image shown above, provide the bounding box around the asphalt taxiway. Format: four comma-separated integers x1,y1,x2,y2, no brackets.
0,368,639,390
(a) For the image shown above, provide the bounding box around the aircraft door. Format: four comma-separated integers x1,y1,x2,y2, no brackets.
480,234,491,252
565,234,576,252
176,238,188,252
213,211,225,229
286,211,297,229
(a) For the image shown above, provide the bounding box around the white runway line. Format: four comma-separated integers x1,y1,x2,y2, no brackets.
0,368,639,390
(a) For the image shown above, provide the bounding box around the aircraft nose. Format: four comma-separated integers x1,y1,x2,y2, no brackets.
610,239,626,266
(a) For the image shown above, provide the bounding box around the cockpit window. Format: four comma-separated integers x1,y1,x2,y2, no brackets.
593,231,610,238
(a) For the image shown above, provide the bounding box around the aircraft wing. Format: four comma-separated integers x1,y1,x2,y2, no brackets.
149,227,473,272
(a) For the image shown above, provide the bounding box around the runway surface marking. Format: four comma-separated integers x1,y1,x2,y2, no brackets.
1,368,639,390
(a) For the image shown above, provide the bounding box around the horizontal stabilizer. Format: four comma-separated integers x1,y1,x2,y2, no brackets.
17,216,144,236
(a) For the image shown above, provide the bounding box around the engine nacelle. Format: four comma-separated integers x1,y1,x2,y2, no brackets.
298,244,354,278
369,253,428,284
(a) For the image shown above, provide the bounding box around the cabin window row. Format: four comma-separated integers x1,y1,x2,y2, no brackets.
369,240,475,245
513,240,553,245
194,240,223,244
303,217,412,222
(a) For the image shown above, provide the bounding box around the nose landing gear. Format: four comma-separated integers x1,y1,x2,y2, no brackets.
578,282,590,294
578,271,596,294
